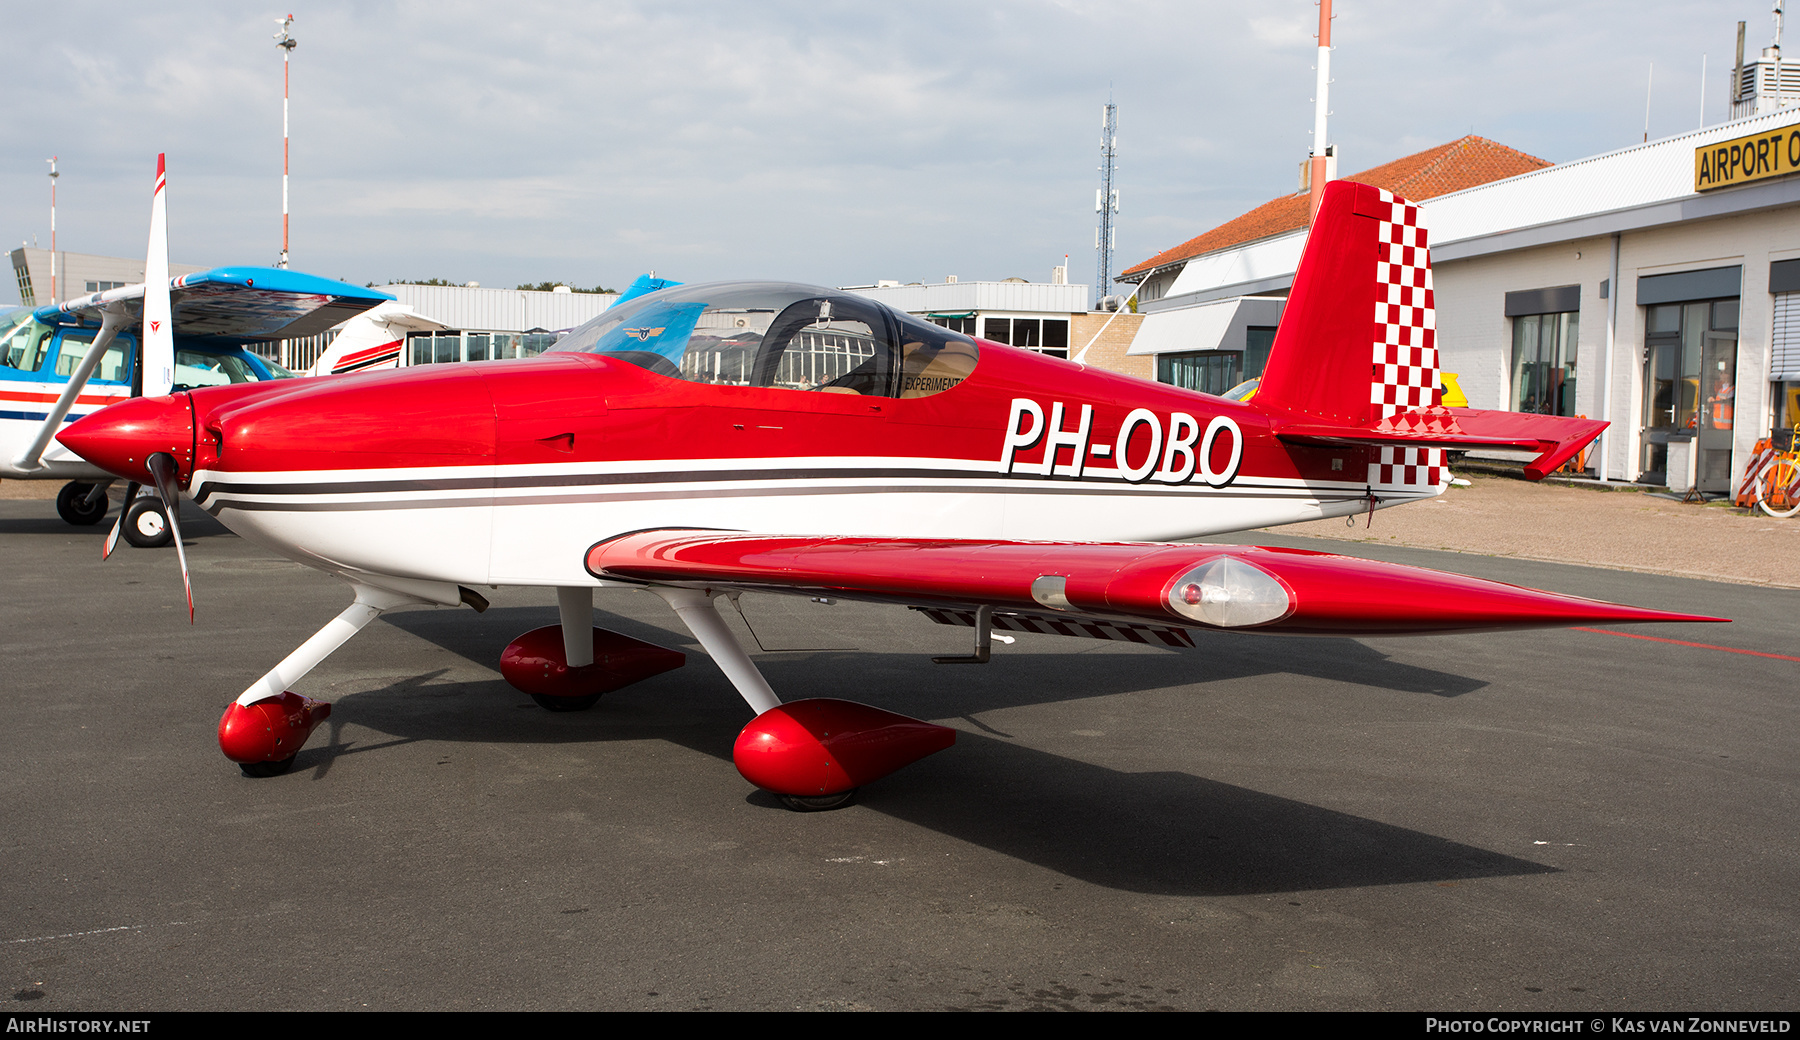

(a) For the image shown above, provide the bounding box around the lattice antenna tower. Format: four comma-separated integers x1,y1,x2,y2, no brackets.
1094,100,1119,309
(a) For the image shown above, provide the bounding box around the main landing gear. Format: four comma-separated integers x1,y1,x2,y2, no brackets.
498,588,685,711
652,588,955,811
218,583,953,809
55,481,111,526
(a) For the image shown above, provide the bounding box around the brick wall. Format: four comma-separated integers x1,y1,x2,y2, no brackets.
1070,312,1153,382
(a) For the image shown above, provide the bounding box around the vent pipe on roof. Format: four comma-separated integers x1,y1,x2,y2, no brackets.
1308,0,1334,224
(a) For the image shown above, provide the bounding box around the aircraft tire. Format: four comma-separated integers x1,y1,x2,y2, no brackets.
122,498,174,549
530,693,603,712
55,482,109,526
239,755,297,779
778,790,859,812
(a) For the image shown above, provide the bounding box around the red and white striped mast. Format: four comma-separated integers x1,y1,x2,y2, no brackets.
275,15,296,268
1307,0,1334,224
46,157,58,304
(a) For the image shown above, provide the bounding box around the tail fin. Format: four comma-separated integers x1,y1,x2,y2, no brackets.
142,153,174,397
1258,180,1435,426
1258,180,1607,485
614,273,682,306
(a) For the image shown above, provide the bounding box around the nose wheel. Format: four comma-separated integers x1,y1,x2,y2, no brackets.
122,497,173,549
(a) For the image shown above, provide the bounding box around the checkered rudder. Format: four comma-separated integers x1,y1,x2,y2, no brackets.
1365,189,1445,489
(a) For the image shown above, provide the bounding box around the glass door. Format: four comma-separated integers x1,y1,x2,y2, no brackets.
1640,300,1737,489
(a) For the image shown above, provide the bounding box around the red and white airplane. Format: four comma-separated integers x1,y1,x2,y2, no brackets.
59,181,1721,809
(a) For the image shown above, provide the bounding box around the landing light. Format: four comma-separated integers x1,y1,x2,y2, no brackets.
1166,556,1291,628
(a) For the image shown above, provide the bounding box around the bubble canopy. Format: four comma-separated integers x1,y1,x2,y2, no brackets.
551,281,978,399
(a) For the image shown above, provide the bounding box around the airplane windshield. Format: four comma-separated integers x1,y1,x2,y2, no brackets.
174,350,264,390
553,281,976,399
0,311,55,374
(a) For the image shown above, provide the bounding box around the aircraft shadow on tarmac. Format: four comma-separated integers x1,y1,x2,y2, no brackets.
384,601,1487,705
0,499,230,541
297,603,1540,897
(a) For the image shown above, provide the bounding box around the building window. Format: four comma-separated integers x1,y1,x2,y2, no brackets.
1244,326,1275,381
980,316,1070,359
926,315,977,336
84,281,127,294
409,331,465,365
1510,311,1578,415
1157,350,1242,395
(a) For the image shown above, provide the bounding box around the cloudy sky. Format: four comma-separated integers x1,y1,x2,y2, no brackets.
0,1,1774,302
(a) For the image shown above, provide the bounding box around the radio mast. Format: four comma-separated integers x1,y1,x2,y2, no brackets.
1094,99,1119,309
275,15,296,268
46,157,57,305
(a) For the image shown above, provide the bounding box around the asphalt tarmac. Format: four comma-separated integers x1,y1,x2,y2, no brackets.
1,498,1795,1011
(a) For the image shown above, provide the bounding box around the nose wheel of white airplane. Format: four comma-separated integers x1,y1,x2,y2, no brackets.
55,481,110,526
122,497,173,549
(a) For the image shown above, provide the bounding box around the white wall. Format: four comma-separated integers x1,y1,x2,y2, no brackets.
1436,205,1800,484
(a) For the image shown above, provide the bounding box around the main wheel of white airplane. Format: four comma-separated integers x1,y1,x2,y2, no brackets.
122,498,173,548
779,790,858,812
55,482,108,526
239,755,296,778
530,693,603,712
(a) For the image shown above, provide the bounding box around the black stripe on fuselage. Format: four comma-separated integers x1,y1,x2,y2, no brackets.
198,478,1400,516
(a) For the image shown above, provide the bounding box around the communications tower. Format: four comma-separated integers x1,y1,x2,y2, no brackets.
1094,100,1119,309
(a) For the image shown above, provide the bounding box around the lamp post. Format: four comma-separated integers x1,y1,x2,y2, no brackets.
274,15,296,269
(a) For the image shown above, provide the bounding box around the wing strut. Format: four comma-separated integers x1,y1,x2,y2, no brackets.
10,302,133,472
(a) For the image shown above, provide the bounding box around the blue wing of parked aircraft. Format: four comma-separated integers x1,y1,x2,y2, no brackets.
36,267,393,346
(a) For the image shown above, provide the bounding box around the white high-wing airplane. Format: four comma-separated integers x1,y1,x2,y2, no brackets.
1,154,391,545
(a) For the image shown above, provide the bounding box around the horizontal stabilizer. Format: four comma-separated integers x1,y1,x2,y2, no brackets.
587,530,1720,637
1277,407,1608,481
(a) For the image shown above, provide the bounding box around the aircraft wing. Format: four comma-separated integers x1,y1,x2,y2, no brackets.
587,530,1718,637
38,267,393,345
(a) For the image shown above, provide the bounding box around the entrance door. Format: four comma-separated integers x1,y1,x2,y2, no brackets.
1640,300,1737,490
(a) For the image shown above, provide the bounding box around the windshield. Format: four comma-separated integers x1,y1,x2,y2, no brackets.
174,350,265,390
553,281,976,398
0,310,54,373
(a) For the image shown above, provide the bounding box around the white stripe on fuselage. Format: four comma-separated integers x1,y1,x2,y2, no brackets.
190,455,1443,588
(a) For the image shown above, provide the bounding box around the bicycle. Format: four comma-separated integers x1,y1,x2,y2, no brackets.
1751,426,1800,518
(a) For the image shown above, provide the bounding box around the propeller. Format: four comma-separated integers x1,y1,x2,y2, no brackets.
144,453,193,623
101,480,140,561
94,154,194,619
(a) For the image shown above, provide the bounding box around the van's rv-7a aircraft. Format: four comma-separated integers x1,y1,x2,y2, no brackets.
61,181,1723,810
1,155,390,546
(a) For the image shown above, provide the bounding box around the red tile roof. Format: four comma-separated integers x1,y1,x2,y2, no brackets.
1119,136,1551,281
